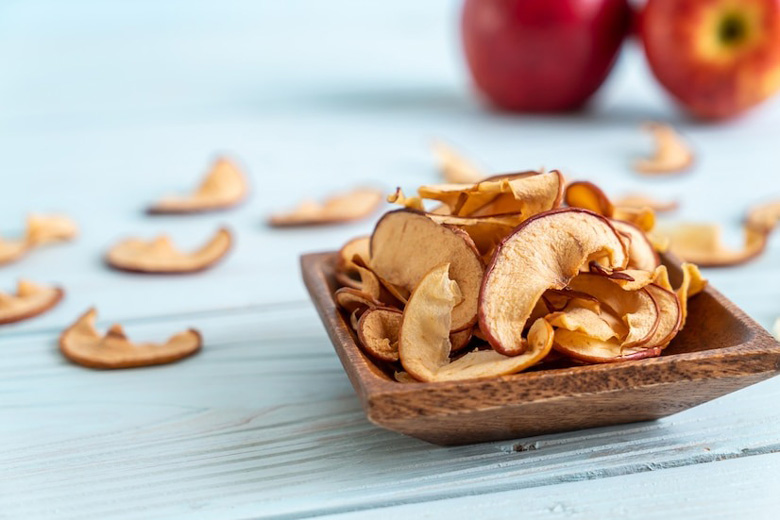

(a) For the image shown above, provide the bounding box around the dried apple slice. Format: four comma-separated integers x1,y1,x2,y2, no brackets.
656,223,768,267
387,187,425,211
568,274,660,348
479,208,629,356
106,227,232,273
148,158,249,214
634,122,694,174
643,284,682,348
611,220,660,271
676,263,707,327
60,308,201,369
564,181,614,217
0,280,64,325
269,188,383,227
614,194,678,213
357,307,403,362
427,213,519,259
26,214,79,245
432,140,485,184
546,303,625,342
337,236,370,273
370,210,484,331
746,200,780,233
0,237,27,266
399,264,553,382
553,330,662,363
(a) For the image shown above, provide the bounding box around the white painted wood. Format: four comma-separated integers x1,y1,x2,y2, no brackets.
1,0,780,518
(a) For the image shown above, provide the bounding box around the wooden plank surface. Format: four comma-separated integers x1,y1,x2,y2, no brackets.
2,0,780,519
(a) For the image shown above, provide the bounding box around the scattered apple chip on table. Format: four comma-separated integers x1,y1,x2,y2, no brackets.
269,188,383,227
431,140,485,184
148,157,249,214
106,227,232,273
655,223,768,267
746,200,780,233
0,280,64,325
634,122,694,174
60,308,201,369
0,213,78,266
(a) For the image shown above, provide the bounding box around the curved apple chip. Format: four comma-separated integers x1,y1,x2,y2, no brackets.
564,181,614,217
106,227,232,273
399,264,553,382
335,287,382,317
387,187,424,211
553,330,662,364
0,280,64,325
269,188,383,227
60,308,201,369
432,140,485,184
614,194,678,213
370,210,484,331
149,158,249,214
635,122,694,175
676,263,707,327
357,307,402,362
479,209,628,356
26,214,79,245
746,200,780,233
612,220,660,271
546,303,625,342
657,223,767,267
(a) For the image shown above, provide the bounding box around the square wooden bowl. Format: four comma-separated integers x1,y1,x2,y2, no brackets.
301,251,780,446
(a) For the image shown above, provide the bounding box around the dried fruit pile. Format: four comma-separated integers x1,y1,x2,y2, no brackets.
334,171,708,382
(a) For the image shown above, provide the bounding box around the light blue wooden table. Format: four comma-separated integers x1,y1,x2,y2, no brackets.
2,1,780,518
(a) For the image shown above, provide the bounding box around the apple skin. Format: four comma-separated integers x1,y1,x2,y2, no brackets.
641,0,780,119
461,0,632,112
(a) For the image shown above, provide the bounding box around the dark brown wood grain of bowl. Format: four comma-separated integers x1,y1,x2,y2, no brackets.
301,252,780,446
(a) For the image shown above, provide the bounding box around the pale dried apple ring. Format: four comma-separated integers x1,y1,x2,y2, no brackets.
106,228,232,273
657,223,768,267
398,264,553,382
369,210,484,331
467,170,564,218
59,308,201,369
634,122,694,174
568,274,659,348
479,208,629,356
148,157,249,214
611,220,660,271
337,236,370,273
268,188,383,227
357,307,403,363
428,214,519,258
553,330,662,363
546,304,625,342
432,140,485,184
0,280,64,325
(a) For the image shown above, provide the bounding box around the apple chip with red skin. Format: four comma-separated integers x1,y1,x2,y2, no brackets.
634,122,694,175
149,157,249,214
106,228,232,274
399,264,553,382
0,280,64,325
370,210,485,332
479,208,629,356
60,308,202,369
656,223,768,267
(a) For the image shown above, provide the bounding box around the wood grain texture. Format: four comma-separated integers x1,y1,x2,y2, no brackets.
302,251,780,445
3,305,780,520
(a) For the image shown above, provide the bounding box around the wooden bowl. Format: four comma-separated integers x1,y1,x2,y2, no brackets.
301,252,780,446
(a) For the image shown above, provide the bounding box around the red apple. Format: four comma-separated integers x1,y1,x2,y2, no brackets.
461,0,632,112
641,0,780,119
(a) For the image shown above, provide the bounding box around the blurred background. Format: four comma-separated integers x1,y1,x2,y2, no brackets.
1,0,778,330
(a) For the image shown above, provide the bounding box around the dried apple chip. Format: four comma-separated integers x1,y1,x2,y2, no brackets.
26,214,79,245
60,308,201,369
336,236,370,274
657,223,767,267
269,188,383,227
357,307,402,362
148,157,249,214
611,220,660,271
399,264,553,382
387,187,425,211
564,181,614,217
676,263,707,327
546,303,625,342
335,287,382,317
0,280,64,325
746,200,780,233
432,140,485,184
370,210,484,331
553,330,662,363
479,209,628,356
0,237,27,266
634,122,694,174
106,227,232,273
